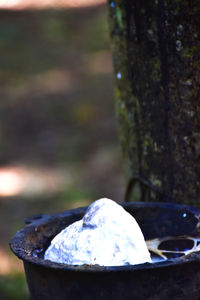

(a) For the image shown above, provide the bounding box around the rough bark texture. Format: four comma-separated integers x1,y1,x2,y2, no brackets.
107,0,200,205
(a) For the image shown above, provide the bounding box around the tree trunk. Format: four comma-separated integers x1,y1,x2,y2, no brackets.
107,0,200,205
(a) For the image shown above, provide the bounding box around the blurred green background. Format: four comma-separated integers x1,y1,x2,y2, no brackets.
0,3,125,299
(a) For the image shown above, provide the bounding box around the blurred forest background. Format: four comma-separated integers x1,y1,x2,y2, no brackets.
0,1,125,299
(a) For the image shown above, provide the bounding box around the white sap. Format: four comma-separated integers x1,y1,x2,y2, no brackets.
44,198,152,266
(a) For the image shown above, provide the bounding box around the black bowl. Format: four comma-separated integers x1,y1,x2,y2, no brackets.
10,202,200,300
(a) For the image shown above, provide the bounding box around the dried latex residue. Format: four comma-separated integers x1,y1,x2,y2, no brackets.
44,198,152,266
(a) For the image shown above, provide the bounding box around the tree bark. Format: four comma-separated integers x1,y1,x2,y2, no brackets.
107,0,200,205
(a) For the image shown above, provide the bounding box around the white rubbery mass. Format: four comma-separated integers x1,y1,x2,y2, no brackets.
44,198,152,266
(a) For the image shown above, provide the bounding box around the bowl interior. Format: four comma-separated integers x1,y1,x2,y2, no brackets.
10,202,200,270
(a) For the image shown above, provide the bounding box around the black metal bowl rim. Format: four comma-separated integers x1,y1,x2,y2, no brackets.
10,202,200,273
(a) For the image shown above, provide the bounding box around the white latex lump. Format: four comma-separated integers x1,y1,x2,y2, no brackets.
44,198,152,266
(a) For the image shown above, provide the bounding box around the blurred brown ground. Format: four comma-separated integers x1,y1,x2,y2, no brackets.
0,1,125,299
